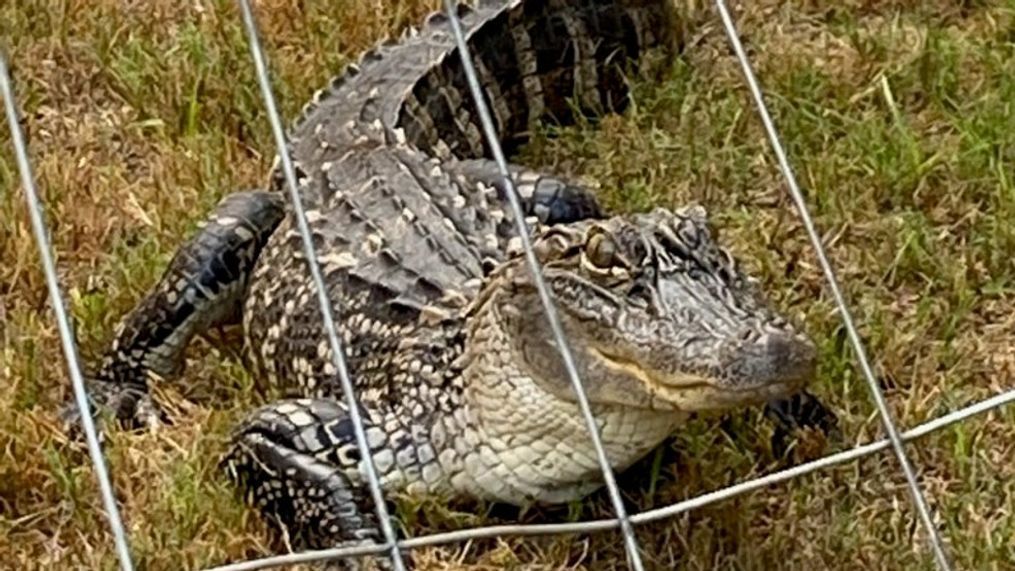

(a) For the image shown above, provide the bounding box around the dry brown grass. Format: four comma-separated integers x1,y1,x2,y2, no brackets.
2,0,1013,569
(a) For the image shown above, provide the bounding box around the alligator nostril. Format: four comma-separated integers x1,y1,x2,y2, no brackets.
723,331,817,388
764,332,817,377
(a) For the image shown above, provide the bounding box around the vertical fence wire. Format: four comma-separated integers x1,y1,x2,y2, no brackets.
0,51,136,571
713,1,953,569
441,2,647,569
235,1,407,569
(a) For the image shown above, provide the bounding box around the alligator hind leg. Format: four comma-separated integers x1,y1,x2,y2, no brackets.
63,191,286,431
222,398,397,570
451,158,604,226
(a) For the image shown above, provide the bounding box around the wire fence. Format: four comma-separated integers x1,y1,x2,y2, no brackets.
0,53,136,571
4,1,1014,570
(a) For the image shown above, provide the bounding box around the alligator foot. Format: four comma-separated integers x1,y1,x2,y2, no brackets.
765,390,841,458
222,398,398,570
59,377,166,442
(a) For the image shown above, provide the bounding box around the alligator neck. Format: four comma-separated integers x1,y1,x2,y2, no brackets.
439,302,686,505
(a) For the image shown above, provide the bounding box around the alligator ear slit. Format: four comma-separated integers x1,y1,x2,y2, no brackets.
480,257,499,275
585,231,618,269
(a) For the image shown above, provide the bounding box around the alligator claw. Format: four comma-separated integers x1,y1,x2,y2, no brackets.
765,390,841,458
59,381,166,443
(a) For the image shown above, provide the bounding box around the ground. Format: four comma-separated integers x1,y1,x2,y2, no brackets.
1,0,1014,569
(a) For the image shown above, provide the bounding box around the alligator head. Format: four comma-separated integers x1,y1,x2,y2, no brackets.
474,205,817,413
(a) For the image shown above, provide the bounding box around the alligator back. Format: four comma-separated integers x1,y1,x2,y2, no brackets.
244,0,679,396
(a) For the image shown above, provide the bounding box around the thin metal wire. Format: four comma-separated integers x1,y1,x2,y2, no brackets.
204,388,1015,571
234,2,406,569
0,52,136,571
440,2,646,570
713,1,953,568
633,388,1015,523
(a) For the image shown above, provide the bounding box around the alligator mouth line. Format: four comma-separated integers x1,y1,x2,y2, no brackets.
588,347,717,390
589,347,802,399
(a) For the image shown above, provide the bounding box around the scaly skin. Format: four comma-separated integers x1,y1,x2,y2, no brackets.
67,1,837,566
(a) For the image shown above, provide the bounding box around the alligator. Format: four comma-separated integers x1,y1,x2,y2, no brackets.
68,0,836,564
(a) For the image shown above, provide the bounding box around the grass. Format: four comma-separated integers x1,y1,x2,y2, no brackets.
2,0,1014,569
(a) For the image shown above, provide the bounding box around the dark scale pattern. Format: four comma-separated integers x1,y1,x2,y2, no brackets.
221,399,381,547
71,1,840,565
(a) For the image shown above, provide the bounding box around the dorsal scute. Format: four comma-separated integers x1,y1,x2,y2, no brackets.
278,0,679,208
286,1,487,139
287,40,380,135
284,1,515,148
424,1,474,28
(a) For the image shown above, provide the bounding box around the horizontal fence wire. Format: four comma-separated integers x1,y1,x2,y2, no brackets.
235,0,407,569
0,52,136,571
204,387,1015,571
713,1,954,568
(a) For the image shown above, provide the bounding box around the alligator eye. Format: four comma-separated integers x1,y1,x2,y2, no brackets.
585,231,617,268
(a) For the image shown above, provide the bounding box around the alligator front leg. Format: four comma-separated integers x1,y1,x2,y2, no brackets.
62,191,286,431
222,398,410,570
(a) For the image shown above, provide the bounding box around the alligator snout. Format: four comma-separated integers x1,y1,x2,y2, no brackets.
721,330,817,390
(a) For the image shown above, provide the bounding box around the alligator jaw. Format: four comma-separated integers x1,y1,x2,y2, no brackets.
589,346,715,390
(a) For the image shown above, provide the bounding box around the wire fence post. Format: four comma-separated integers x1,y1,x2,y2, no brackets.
712,1,953,569
0,51,136,571
234,1,407,569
